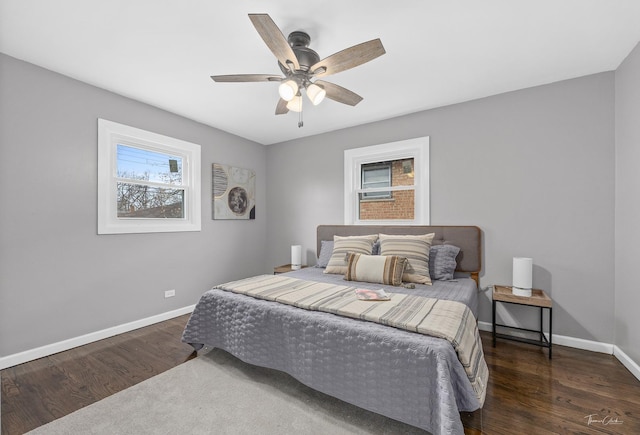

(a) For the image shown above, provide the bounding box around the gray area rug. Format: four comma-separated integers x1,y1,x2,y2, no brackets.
27,348,430,434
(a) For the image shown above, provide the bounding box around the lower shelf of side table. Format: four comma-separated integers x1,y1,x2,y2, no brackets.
492,285,553,358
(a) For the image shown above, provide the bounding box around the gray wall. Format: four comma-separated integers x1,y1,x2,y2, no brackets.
1,50,628,360
0,54,267,357
615,41,640,363
266,73,616,343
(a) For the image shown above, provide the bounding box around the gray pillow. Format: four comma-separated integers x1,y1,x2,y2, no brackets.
315,240,334,268
429,244,460,281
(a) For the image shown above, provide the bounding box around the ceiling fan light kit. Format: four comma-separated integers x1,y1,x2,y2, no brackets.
306,83,326,105
211,13,385,127
286,94,303,113
278,80,298,101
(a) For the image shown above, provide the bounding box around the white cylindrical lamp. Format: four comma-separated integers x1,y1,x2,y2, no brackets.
512,257,533,297
291,245,302,270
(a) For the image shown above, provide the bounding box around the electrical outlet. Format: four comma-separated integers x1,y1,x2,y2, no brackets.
164,289,176,298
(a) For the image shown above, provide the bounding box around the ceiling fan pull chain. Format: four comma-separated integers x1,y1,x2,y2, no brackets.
298,106,304,128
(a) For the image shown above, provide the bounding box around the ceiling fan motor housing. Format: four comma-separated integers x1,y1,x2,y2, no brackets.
279,31,320,73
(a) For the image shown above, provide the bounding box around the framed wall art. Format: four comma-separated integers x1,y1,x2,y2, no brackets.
212,163,255,220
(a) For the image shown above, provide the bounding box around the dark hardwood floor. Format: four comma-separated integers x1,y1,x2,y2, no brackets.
1,315,196,435
462,335,639,435
2,315,639,435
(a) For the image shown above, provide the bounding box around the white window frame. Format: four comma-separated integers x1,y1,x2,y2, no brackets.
98,119,201,234
344,137,429,225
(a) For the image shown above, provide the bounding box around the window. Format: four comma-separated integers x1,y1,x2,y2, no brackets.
344,137,429,225
98,119,201,234
116,145,185,218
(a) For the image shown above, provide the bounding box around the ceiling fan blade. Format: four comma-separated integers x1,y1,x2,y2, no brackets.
249,14,300,71
211,74,282,83
275,98,289,115
311,39,385,78
315,80,363,106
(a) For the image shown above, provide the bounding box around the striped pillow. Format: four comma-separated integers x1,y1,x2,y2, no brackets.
324,234,378,275
378,233,435,285
344,253,407,286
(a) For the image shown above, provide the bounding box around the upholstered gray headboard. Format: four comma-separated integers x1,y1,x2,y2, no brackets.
317,225,482,280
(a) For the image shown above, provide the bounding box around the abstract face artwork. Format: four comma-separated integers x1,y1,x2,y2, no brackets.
212,163,256,220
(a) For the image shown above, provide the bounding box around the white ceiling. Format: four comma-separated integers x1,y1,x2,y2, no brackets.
2,1,640,145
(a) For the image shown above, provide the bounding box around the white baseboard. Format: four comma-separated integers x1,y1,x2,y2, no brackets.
551,333,615,354
0,305,195,370
613,345,640,381
478,321,639,381
478,321,614,353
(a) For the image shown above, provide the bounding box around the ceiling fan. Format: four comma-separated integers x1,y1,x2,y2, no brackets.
211,14,386,127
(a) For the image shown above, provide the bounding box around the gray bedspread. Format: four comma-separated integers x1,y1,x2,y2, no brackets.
182,271,482,435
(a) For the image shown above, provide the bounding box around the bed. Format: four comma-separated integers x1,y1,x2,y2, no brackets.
182,225,487,434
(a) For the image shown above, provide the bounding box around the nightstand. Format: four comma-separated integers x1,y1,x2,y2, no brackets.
492,285,553,358
273,264,307,274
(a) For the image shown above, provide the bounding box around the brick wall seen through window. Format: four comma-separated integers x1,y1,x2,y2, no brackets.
359,158,414,220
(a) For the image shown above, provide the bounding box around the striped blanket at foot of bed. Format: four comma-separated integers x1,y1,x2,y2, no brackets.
214,274,488,405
